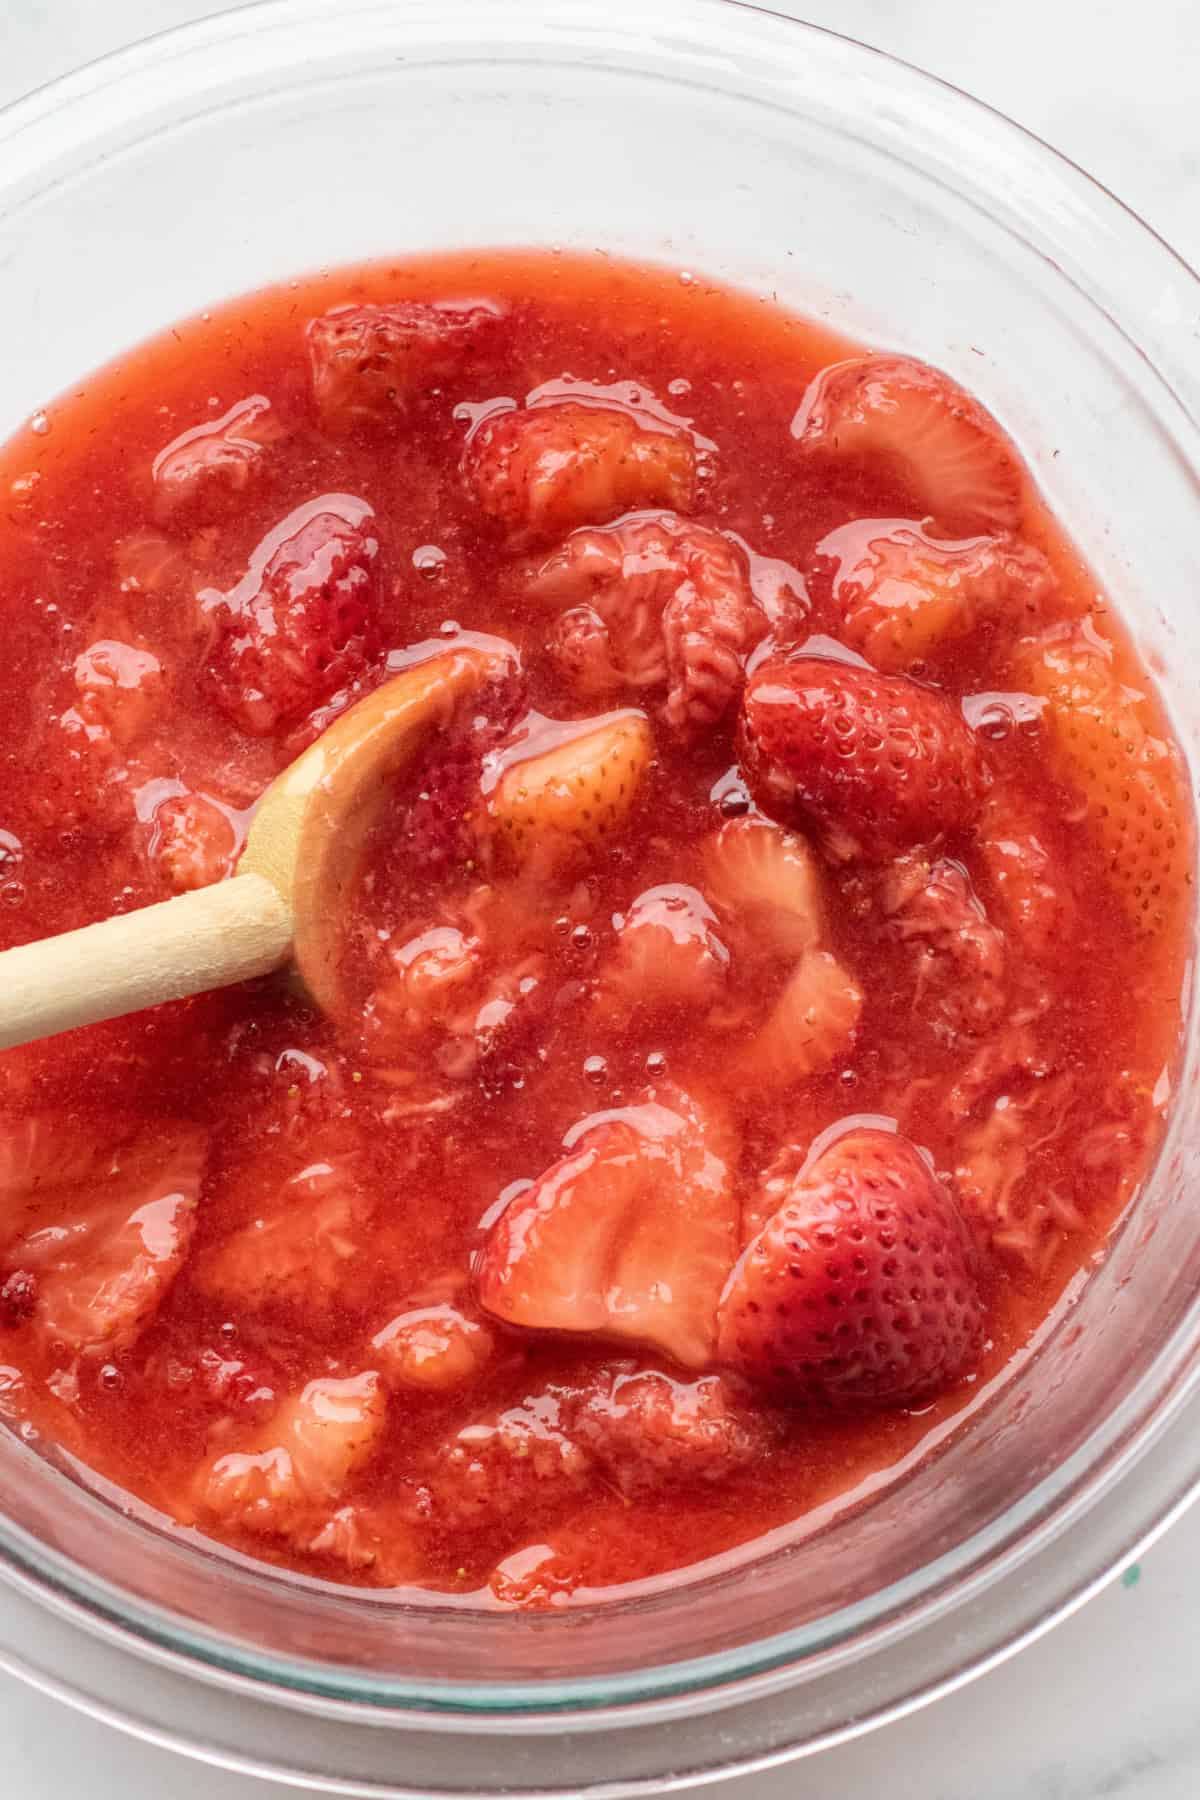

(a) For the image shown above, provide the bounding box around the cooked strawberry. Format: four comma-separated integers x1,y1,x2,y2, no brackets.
533,513,766,732
463,403,695,542
365,924,548,1084
486,1504,654,1606
152,395,280,526
955,1099,1037,1267
112,531,191,597
741,949,862,1089
1010,622,1188,933
148,792,237,893
194,1346,281,1416
792,355,1026,536
879,853,1006,1039
570,1368,774,1496
196,1371,386,1538
0,1121,112,1200
358,669,526,889
204,496,380,735
2,1121,206,1355
487,709,653,874
31,631,168,834
738,655,989,862
953,1064,1084,1273
489,1539,585,1609
369,926,483,1033
371,1304,494,1393
975,784,1071,959
700,816,825,958
301,1501,430,1579
0,1269,37,1328
718,1128,988,1408
595,883,729,1022
476,1088,738,1368
814,518,1055,671
939,1022,1049,1124
424,1394,591,1531
66,636,165,750
194,1157,375,1319
299,1505,390,1572
308,300,503,429
0,1366,25,1423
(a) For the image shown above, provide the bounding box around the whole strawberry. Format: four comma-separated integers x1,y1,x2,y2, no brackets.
718,1128,988,1409
738,656,987,861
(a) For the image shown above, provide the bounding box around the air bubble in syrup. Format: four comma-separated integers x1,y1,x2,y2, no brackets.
413,545,447,580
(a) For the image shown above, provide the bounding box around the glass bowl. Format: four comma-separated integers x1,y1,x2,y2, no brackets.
1,0,1199,1791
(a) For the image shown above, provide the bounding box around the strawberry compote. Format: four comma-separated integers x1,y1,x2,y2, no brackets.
0,252,1189,1605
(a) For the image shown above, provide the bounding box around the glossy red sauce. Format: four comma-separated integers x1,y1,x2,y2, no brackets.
0,252,1188,1604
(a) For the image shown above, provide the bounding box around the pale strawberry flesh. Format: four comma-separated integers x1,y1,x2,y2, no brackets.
476,1093,737,1369
793,355,1025,536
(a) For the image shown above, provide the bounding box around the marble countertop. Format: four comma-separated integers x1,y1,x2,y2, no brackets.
3,2,1198,1796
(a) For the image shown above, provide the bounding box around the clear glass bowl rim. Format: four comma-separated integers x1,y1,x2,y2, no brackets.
0,0,1198,1747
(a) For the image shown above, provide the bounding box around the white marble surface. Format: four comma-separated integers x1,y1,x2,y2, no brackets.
2,1,1199,1795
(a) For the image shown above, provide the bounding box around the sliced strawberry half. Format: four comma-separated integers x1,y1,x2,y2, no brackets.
152,394,280,527
193,1157,375,1319
718,1128,988,1408
738,655,989,862
793,355,1026,536
741,949,863,1089
463,403,695,542
700,815,826,959
308,300,505,431
487,708,653,875
1009,622,1189,934
475,1089,738,1369
595,883,730,1022
1,1119,206,1355
813,518,1055,672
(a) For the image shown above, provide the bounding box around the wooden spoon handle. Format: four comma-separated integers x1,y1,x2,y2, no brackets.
0,872,293,1052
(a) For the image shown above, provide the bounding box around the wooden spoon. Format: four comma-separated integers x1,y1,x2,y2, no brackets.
0,640,514,1051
